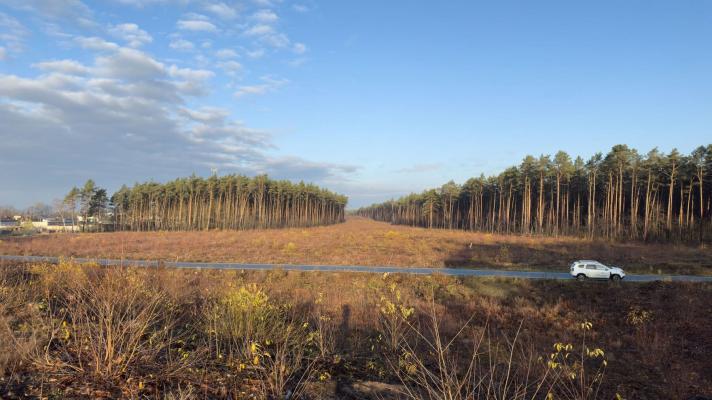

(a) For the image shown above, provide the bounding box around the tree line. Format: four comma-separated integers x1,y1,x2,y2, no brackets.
62,175,347,231
357,145,712,243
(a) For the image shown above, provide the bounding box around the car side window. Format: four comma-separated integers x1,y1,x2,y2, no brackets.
585,264,596,269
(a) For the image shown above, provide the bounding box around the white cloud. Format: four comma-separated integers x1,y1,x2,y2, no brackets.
292,4,308,13
179,106,229,124
96,48,165,81
234,75,287,97
74,36,120,51
251,9,278,23
246,48,265,58
292,42,306,54
0,0,355,207
262,33,289,47
182,12,211,21
252,0,280,6
0,51,298,198
217,60,242,76
108,23,153,47
204,2,238,19
167,64,214,81
244,24,274,36
177,19,218,32
169,39,195,51
0,0,95,26
259,157,358,181
42,23,73,39
0,12,28,53
32,59,91,75
244,23,290,48
112,0,172,5
215,48,238,59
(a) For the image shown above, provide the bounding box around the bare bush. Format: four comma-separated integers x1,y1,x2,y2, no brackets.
384,297,613,400
544,321,609,400
387,299,550,400
0,266,44,378
376,273,415,352
1,262,705,399
205,284,315,399
34,264,179,384
310,292,336,360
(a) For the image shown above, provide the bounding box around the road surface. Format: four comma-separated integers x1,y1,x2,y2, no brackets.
1,255,711,282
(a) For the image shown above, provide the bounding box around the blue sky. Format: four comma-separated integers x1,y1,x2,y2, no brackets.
1,0,711,208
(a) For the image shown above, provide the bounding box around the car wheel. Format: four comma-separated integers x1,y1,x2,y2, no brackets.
576,274,586,282
611,274,621,282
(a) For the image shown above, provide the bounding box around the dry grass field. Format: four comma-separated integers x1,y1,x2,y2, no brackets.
1,262,711,399
1,217,711,275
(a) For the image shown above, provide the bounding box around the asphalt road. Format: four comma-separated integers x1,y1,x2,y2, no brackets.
1,254,711,282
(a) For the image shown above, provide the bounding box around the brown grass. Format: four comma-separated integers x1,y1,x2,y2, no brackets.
1,217,711,274
1,263,710,399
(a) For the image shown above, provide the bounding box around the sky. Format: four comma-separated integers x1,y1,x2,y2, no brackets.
1,0,711,209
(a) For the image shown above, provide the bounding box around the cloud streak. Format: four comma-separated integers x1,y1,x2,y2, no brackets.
177,18,218,32
234,75,288,97
0,12,28,54
108,23,153,47
0,1,347,207
0,45,353,205
204,2,238,19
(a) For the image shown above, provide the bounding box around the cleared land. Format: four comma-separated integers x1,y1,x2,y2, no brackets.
1,263,711,399
1,217,711,275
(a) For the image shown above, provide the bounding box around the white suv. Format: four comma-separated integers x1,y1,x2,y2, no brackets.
570,260,625,281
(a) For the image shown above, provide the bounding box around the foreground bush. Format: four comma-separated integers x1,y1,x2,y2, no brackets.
1,263,710,399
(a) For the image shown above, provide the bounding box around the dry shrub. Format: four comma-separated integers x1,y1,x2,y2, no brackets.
543,322,610,400
0,267,17,374
33,263,180,384
384,295,612,400
206,284,277,361
1,262,707,399
495,245,512,265
375,273,416,352
257,322,315,399
385,230,401,239
389,304,548,400
309,292,336,359
284,242,298,253
205,284,315,399
162,384,196,400
0,265,44,377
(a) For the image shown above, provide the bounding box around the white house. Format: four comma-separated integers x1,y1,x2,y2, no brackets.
0,219,20,230
32,218,79,232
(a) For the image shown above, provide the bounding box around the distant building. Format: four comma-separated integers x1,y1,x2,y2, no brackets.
0,218,20,231
32,218,79,232
1,219,19,226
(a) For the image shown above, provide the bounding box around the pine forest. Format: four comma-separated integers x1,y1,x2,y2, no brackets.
64,175,347,231
357,145,712,242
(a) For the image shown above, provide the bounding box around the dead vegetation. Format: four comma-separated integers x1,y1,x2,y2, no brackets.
1,217,711,275
1,262,711,399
